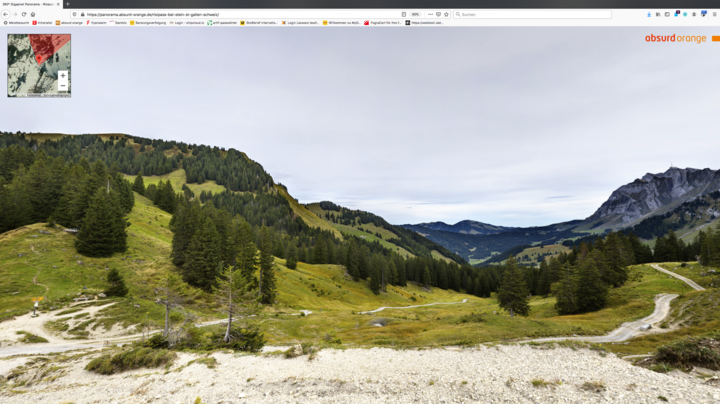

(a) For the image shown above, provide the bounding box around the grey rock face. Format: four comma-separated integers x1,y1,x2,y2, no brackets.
587,167,720,225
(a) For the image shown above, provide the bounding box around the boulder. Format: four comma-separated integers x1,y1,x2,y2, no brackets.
639,324,652,331
98,293,107,298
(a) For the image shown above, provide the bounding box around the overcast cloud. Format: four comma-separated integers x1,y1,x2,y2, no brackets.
2,27,719,227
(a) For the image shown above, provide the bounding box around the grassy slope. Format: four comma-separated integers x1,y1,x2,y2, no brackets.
0,193,179,331
262,263,694,347
305,202,415,258
274,186,343,239
122,169,227,196
0,200,708,348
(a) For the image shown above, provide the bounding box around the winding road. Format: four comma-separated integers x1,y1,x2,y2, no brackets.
528,263,706,344
651,263,705,291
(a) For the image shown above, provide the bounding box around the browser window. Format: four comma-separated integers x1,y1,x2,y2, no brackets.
1,0,720,402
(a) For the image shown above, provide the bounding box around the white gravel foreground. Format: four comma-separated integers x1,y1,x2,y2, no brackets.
2,345,719,404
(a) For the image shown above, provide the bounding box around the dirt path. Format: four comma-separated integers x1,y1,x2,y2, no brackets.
527,293,679,344
358,299,469,314
651,263,705,291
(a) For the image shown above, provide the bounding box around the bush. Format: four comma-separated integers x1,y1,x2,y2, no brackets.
145,334,169,349
458,312,485,324
655,337,720,370
85,348,176,375
16,331,49,343
206,325,266,353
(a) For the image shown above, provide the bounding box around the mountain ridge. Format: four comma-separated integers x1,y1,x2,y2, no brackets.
578,167,720,231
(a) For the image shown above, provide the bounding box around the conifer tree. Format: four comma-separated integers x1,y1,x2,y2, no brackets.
554,263,579,315
213,264,261,343
496,256,530,317
170,198,201,266
369,254,382,294
346,239,359,281
105,268,129,297
576,250,609,313
285,242,298,269
182,215,222,291
602,231,631,287
157,272,196,338
132,172,145,196
387,259,398,286
236,220,259,289
421,265,431,288
537,260,551,297
313,236,327,264
76,187,128,257
258,227,277,304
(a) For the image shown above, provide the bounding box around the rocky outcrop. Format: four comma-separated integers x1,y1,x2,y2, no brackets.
586,167,720,226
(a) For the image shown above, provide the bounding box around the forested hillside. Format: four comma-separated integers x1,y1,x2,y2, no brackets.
307,201,465,264
401,221,582,263
0,132,499,301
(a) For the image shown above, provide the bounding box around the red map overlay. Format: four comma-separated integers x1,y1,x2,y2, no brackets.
28,34,71,65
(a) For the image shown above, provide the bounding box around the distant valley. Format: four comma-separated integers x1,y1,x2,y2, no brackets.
400,167,720,264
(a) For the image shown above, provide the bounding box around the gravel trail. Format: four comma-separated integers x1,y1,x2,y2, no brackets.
2,346,719,403
651,263,706,291
528,293,678,344
358,299,468,314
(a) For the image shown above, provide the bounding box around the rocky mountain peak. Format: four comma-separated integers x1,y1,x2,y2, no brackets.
584,167,720,229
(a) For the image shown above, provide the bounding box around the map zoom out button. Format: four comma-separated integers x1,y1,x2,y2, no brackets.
58,70,69,92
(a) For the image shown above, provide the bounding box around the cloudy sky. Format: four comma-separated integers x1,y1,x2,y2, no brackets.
3,27,719,227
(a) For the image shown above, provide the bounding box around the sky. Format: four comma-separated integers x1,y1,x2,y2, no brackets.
2,27,719,227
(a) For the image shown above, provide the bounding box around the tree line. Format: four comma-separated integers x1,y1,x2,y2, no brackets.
0,150,132,257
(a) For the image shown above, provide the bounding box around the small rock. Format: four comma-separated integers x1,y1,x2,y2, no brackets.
77,260,84,265
52,266,58,268
238,393,246,398
98,293,107,298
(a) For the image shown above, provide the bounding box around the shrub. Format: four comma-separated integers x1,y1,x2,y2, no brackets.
580,381,606,392
16,331,49,343
145,334,169,349
458,312,485,324
655,337,720,370
206,325,266,353
85,348,176,375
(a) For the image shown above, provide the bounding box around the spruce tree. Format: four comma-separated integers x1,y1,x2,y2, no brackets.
132,172,145,196
170,198,201,266
496,256,530,317
554,263,579,315
212,264,261,343
369,254,381,294
285,242,298,269
387,259,398,286
182,215,222,291
421,265,431,288
537,260,551,297
237,221,259,289
105,268,129,297
258,227,277,305
602,232,631,287
576,250,609,313
346,239,359,281
76,187,127,257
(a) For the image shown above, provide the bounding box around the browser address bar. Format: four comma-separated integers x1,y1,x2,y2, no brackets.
454,10,612,19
